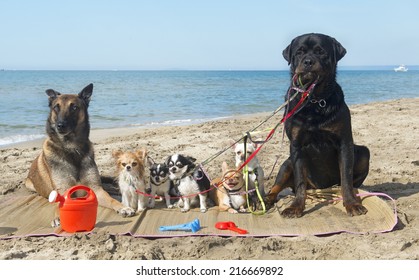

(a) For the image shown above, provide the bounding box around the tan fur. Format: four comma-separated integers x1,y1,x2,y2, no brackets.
213,162,247,214
25,84,136,223
112,149,148,211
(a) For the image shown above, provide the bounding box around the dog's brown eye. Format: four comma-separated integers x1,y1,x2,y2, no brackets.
122,163,127,167
237,151,242,155
132,162,137,167
71,104,78,112
53,104,60,112
176,162,183,168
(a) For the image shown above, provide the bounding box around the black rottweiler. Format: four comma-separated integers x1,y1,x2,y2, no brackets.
266,33,370,218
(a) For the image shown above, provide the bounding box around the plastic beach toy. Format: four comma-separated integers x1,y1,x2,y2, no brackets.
215,221,248,234
159,219,201,233
49,185,98,233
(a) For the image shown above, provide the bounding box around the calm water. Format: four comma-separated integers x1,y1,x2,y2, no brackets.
0,70,418,146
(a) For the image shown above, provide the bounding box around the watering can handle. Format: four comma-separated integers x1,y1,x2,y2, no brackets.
66,185,96,201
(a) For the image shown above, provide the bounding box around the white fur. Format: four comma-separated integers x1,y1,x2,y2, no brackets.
176,176,207,213
234,143,265,196
222,194,246,213
117,170,147,212
167,154,207,213
149,176,172,208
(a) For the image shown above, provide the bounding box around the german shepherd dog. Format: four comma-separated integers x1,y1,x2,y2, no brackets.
25,84,136,226
266,33,370,218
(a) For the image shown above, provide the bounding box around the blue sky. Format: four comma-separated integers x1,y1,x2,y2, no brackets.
1,0,418,70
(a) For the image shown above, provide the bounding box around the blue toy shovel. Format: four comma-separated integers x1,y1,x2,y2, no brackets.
159,219,201,233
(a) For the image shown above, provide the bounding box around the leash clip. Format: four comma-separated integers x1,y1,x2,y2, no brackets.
310,98,326,108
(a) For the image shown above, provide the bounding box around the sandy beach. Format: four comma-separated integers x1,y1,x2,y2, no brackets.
0,98,418,260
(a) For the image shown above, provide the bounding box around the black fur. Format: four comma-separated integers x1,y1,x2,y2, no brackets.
266,33,370,218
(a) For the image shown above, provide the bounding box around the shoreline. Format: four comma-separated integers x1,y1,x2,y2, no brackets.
0,111,277,150
2,97,418,150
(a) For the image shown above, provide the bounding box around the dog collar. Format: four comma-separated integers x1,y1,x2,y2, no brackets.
150,177,168,186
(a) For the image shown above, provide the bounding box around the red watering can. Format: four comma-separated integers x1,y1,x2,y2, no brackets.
49,185,98,233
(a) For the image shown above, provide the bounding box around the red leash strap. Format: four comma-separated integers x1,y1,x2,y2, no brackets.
280,90,309,124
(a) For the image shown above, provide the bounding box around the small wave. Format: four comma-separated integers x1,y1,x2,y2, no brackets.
0,134,44,147
133,116,228,128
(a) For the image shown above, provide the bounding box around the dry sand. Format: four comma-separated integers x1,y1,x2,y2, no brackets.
0,98,418,260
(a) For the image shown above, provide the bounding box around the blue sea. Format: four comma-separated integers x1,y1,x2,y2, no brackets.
0,70,418,147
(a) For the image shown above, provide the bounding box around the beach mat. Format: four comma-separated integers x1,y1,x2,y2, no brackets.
0,188,397,239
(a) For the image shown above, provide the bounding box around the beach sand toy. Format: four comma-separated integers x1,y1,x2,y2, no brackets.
159,219,201,233
215,221,248,234
49,185,98,233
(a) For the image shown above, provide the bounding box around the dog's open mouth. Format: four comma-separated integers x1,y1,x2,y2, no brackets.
224,181,243,191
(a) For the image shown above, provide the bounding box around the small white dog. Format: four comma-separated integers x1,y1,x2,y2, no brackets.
113,149,148,212
234,142,265,204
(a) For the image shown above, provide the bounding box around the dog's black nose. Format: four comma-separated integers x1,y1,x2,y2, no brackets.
56,121,67,132
304,58,314,68
126,165,131,171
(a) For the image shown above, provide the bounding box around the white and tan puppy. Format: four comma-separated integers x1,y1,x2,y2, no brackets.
113,149,148,213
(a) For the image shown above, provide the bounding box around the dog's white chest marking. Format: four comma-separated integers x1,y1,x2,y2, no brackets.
118,172,146,211
223,193,246,210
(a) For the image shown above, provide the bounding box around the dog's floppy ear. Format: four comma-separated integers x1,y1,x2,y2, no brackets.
282,38,295,65
78,83,93,106
45,89,61,106
332,38,346,63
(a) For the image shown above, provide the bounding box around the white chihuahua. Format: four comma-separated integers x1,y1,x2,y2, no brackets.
234,142,265,201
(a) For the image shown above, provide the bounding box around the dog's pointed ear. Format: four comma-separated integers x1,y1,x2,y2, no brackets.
221,161,229,174
45,89,61,106
136,148,147,161
165,155,172,165
78,83,93,106
186,156,196,163
147,156,155,167
230,139,238,150
332,38,346,63
112,150,123,159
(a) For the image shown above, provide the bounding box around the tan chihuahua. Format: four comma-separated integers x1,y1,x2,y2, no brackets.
112,149,148,213
215,162,247,214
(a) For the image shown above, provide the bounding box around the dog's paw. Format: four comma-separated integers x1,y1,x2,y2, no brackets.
281,206,304,218
136,207,147,213
118,207,136,217
200,208,208,213
263,195,277,210
181,208,190,213
238,207,248,213
51,217,60,228
167,204,174,209
345,203,368,216
228,208,239,214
